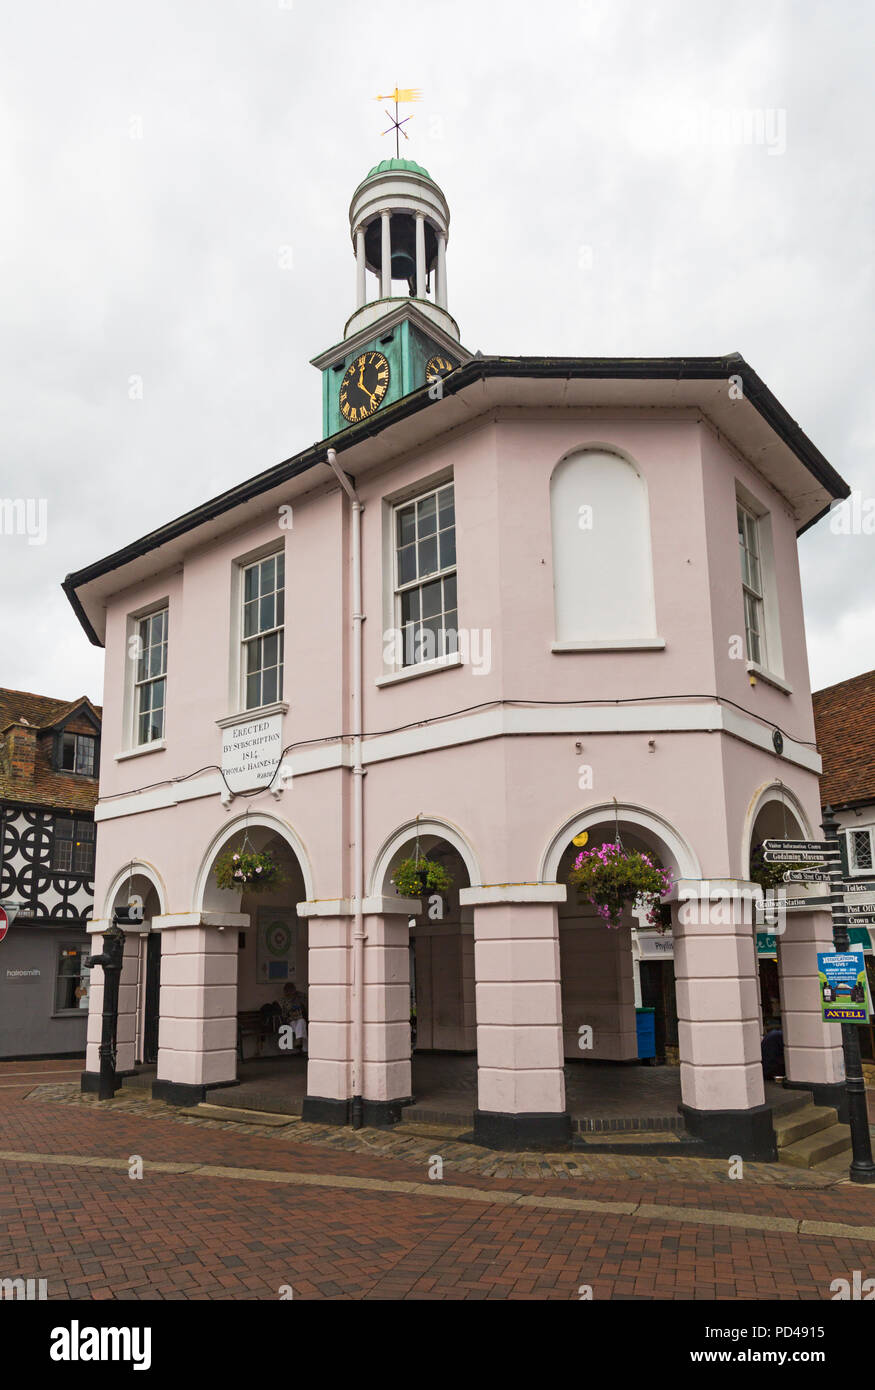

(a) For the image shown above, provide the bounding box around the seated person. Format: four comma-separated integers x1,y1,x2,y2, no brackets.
761,1021,785,1081
279,982,308,1053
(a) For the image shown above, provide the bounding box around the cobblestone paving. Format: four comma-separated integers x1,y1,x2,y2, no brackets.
1,1063,874,1300
19,1081,844,1190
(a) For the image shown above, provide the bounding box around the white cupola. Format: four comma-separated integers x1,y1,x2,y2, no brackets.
345,157,460,343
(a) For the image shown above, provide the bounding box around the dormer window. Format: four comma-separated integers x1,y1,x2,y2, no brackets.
58,731,96,776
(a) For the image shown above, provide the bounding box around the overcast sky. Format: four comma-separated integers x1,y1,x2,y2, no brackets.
2,0,872,705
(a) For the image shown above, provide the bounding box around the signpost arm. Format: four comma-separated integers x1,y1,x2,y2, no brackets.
822,804,875,1184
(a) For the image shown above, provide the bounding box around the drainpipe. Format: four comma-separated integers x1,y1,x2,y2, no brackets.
325,447,366,1128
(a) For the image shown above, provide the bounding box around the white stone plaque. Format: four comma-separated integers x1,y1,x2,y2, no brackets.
221,713,284,793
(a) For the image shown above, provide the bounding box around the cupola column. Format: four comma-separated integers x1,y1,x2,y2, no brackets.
380,210,392,298
415,211,426,299
435,231,448,309
355,225,367,308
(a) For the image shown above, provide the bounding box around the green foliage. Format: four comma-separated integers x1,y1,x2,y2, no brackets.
392,856,453,898
214,847,283,893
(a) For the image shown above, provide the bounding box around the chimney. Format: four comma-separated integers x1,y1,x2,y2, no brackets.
7,719,37,782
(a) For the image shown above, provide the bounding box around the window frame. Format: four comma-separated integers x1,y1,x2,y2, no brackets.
53,941,93,1015
57,730,97,776
133,607,169,747
391,480,458,671
737,501,766,668
847,826,875,876
239,550,285,712
52,817,96,876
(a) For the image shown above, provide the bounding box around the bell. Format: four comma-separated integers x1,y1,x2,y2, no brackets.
391,248,416,282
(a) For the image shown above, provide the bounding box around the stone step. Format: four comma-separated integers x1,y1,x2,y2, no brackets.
778,1122,852,1169
773,1104,839,1149
811,1148,854,1176
181,1103,293,1127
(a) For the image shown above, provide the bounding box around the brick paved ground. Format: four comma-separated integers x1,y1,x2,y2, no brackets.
1,1059,875,1300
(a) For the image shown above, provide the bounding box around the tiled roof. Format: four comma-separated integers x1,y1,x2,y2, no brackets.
812,669,875,808
0,687,100,734
0,687,102,813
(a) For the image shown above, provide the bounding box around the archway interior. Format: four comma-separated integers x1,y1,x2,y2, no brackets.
749,800,805,858
748,799,806,1035
230,832,308,1035
107,874,162,1067
386,834,474,1055
558,820,678,1068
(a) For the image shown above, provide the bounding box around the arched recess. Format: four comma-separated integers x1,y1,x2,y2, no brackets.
194,811,314,913
368,815,482,899
540,801,701,886
741,782,813,879
550,444,657,644
103,861,166,921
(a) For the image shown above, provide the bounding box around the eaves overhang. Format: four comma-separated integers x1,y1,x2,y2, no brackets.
63,353,851,647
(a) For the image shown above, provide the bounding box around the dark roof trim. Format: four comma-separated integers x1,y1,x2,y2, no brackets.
52,700,102,735
63,354,850,646
820,795,875,815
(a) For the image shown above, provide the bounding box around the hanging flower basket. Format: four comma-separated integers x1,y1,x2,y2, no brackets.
568,842,672,929
749,842,810,892
392,856,453,899
214,847,283,893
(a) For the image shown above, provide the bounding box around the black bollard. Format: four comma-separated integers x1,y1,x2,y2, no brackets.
85,920,126,1101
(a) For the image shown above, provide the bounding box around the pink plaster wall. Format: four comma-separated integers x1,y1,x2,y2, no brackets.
86,405,830,1113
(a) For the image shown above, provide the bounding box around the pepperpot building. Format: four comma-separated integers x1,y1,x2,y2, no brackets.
63,155,850,1155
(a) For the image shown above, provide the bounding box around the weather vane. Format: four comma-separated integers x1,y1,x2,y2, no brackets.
375,86,422,158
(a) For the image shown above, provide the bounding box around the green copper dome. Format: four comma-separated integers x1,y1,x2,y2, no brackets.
365,157,432,181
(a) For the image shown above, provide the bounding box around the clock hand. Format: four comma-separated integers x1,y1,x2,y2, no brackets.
357,362,380,408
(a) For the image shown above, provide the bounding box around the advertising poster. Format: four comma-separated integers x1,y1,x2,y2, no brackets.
817,947,870,1023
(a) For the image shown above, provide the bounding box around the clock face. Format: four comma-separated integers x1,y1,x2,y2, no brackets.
339,351,390,423
425,354,455,382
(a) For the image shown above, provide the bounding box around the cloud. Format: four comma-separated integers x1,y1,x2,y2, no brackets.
0,0,872,702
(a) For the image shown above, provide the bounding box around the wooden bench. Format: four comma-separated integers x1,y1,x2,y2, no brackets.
237,1009,277,1060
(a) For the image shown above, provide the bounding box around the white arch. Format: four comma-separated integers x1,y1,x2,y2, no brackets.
540,801,701,884
368,816,482,898
549,443,657,644
102,861,167,920
193,810,314,913
741,781,813,879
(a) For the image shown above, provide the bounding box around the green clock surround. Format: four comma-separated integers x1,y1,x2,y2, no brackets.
321,319,460,437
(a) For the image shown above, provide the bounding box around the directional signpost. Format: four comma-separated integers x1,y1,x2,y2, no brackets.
777,811,875,1184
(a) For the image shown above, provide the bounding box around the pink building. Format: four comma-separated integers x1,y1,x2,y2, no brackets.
64,158,851,1156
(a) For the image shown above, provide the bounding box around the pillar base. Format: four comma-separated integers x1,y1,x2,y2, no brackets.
302,1095,351,1125
362,1097,411,1128
300,1096,413,1127
473,1109,572,1151
80,1069,131,1096
782,1079,849,1124
152,1078,237,1107
679,1102,776,1161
